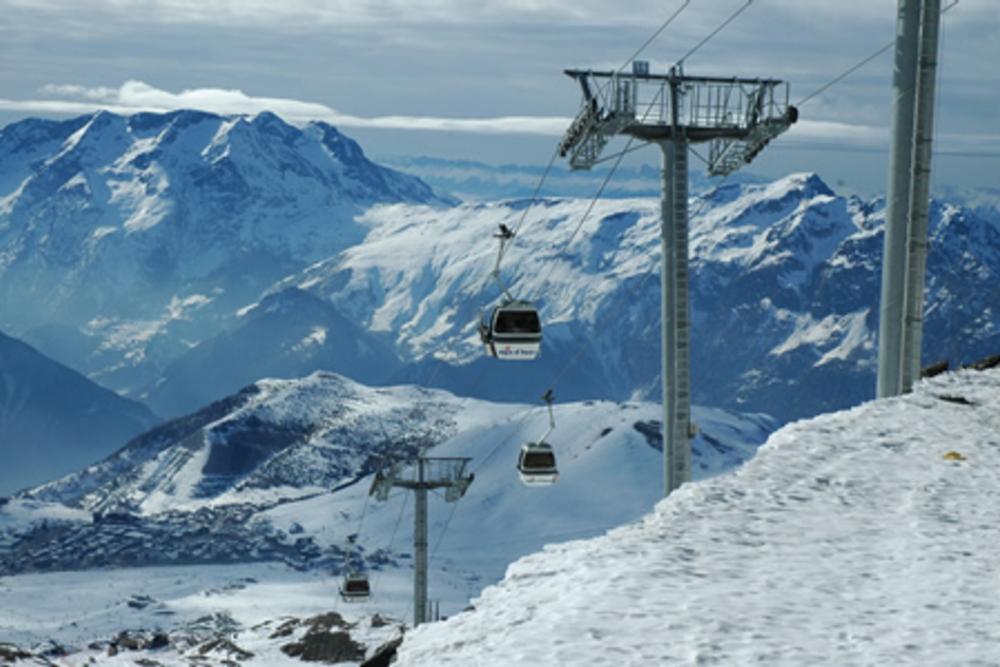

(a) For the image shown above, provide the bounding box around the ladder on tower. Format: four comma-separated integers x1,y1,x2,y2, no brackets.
707,110,798,176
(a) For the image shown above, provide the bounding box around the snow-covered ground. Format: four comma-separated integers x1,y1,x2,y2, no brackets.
4,369,998,665
396,368,1000,666
0,563,413,665
0,382,773,664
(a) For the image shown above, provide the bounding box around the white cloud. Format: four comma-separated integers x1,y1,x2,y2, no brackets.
1,0,636,26
38,84,120,101
3,81,999,155
0,81,572,135
787,120,887,146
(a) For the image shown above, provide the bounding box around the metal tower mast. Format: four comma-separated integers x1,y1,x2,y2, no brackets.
878,0,943,397
370,456,473,627
878,0,922,398
901,0,943,393
559,62,797,497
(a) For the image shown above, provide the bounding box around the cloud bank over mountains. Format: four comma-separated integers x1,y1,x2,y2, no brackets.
0,79,937,151
1,81,570,136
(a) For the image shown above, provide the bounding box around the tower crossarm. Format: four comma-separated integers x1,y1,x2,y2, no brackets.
369,457,474,502
560,66,797,171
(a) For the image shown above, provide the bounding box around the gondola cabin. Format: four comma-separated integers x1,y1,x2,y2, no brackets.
339,572,371,601
517,442,559,486
480,301,542,361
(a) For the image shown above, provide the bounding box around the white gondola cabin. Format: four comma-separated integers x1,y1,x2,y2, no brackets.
339,572,371,601
480,301,542,361
517,441,559,486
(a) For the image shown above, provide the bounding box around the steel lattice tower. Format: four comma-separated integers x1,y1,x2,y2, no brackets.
370,456,473,626
559,62,797,496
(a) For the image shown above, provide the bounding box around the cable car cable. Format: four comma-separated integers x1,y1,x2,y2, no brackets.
491,0,694,278
796,0,958,108
674,0,753,68
589,0,693,108
618,1,691,74
373,0,752,559
346,413,394,557
544,176,730,394
369,491,410,596
528,86,668,299
496,146,561,269
430,499,460,559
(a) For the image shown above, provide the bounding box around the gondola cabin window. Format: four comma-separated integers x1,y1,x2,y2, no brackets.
495,309,541,334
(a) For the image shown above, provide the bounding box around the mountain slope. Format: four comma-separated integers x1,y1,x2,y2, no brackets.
396,367,1000,666
22,371,473,515
0,111,451,392
142,287,403,417
7,372,774,591
262,173,1000,422
0,330,159,495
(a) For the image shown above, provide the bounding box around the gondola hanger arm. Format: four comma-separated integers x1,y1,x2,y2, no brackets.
541,389,556,441
491,224,516,303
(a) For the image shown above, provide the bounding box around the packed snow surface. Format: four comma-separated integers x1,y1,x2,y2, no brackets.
397,368,1000,666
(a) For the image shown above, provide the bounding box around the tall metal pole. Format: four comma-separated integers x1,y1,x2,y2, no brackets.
413,460,428,627
370,456,470,629
560,67,795,497
877,0,922,398
901,0,942,392
661,69,692,497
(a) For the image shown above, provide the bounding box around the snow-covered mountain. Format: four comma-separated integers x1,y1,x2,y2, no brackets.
0,111,451,392
142,287,402,417
262,174,1000,423
23,372,476,516
3,110,998,428
0,330,158,496
5,372,773,584
396,365,1000,666
0,369,772,661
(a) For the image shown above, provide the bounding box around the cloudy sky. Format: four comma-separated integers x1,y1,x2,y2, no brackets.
1,0,997,193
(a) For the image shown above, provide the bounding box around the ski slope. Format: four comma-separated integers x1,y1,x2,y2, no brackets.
396,368,1000,666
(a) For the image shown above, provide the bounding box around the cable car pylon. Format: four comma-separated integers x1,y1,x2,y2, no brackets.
558,61,797,497
370,456,474,627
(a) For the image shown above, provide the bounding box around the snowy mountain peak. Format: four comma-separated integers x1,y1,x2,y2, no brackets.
0,111,452,338
22,371,474,514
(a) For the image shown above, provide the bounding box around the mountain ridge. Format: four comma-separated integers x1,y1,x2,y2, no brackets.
0,329,160,495
4,112,999,429
0,110,452,392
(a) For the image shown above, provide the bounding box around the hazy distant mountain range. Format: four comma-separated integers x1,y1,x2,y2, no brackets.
377,153,766,201
2,110,999,490
0,110,450,394
0,330,158,494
